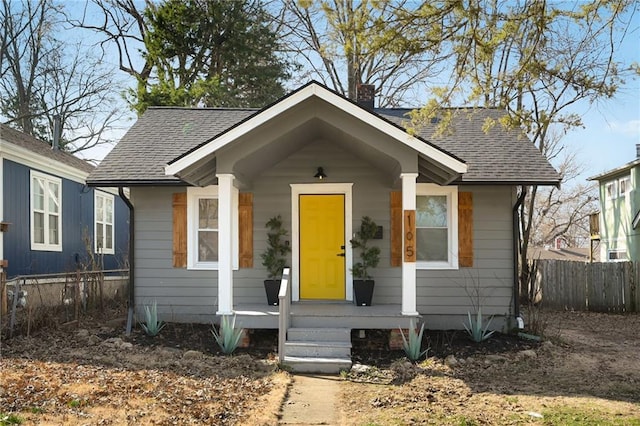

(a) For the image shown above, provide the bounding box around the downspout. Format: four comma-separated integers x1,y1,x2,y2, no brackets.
119,187,135,335
512,189,527,320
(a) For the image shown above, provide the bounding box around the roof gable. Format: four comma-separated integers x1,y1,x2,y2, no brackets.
164,82,467,185
88,83,560,187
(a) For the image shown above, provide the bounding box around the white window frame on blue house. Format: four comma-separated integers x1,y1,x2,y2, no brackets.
415,183,459,270
30,170,62,252
94,191,115,255
186,185,238,270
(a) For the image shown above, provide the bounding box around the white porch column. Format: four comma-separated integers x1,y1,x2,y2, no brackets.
401,173,419,316
216,174,235,315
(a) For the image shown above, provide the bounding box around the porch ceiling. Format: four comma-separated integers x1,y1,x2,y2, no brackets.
169,84,467,187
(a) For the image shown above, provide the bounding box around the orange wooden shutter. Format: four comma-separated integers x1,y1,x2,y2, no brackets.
390,191,402,267
239,193,253,268
458,191,473,267
172,192,187,268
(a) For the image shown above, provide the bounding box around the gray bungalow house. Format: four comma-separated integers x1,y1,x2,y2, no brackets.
88,82,558,369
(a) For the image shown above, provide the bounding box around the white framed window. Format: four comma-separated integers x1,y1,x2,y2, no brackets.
618,176,631,197
30,170,62,251
607,249,628,261
95,191,115,254
605,180,617,200
415,184,458,269
187,186,238,270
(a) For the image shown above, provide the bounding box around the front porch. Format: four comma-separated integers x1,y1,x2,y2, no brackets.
234,302,417,330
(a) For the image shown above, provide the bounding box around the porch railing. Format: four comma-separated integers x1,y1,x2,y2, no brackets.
277,267,291,363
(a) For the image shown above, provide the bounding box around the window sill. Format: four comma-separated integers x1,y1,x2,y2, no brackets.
31,244,63,252
95,249,115,255
416,261,459,270
187,263,240,271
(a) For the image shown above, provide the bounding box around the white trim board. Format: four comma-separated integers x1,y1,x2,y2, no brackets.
165,83,467,177
290,183,353,302
0,141,89,184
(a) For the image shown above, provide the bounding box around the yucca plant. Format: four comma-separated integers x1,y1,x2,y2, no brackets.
400,319,429,361
140,300,165,337
463,308,495,342
211,315,244,355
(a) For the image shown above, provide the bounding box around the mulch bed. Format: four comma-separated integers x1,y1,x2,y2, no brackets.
124,323,538,366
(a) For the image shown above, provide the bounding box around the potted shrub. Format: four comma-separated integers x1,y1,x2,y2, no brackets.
261,215,291,305
350,216,380,306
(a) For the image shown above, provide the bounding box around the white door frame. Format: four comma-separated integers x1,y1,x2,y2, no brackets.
290,183,353,302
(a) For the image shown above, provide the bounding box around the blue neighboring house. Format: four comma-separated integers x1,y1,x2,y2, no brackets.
0,123,129,278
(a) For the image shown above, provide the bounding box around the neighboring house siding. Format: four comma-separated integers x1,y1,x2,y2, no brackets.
634,166,640,262
134,141,515,326
3,159,128,277
599,165,639,262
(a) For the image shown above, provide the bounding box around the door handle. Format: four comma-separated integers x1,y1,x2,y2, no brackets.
336,253,345,257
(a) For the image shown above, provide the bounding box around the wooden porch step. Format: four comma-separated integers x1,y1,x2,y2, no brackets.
282,327,353,373
283,356,352,374
287,327,351,342
284,341,351,358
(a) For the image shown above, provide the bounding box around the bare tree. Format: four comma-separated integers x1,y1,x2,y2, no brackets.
278,0,455,106
529,134,599,248
409,0,637,301
70,0,153,104
0,0,125,154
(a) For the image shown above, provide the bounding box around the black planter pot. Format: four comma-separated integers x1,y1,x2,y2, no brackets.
353,279,374,306
264,280,280,306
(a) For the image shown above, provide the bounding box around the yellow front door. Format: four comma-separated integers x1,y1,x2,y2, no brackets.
299,194,346,300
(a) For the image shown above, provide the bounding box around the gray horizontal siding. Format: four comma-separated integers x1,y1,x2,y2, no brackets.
131,142,515,326
131,186,218,320
416,185,514,317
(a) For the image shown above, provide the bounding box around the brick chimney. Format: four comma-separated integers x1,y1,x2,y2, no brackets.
356,84,375,110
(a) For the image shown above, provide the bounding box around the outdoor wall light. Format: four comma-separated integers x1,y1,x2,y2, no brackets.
314,167,327,180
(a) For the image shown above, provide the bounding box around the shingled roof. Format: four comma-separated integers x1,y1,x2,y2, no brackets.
88,88,559,187
0,123,94,174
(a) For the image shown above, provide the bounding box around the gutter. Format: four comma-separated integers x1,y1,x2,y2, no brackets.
512,189,527,319
118,187,135,335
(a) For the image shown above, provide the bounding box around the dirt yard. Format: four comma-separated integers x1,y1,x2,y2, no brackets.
339,311,640,425
1,311,639,425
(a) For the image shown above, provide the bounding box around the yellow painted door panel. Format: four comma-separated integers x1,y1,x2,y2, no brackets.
300,194,345,300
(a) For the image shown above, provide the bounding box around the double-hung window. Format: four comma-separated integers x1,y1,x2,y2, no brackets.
30,170,62,251
186,186,239,270
618,176,631,197
605,180,617,200
415,184,458,269
95,191,115,254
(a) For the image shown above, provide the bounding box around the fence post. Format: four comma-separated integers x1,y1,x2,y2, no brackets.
8,280,22,338
0,271,6,317
75,270,81,325
630,261,637,313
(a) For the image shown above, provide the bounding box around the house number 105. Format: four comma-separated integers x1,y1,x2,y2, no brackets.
404,210,416,262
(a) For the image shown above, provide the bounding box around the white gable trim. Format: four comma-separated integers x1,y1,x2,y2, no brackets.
0,140,89,184
165,83,467,177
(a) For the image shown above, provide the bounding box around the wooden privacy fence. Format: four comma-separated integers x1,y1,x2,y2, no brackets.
532,260,639,312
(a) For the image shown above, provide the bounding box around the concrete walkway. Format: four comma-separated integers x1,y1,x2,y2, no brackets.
279,374,342,425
